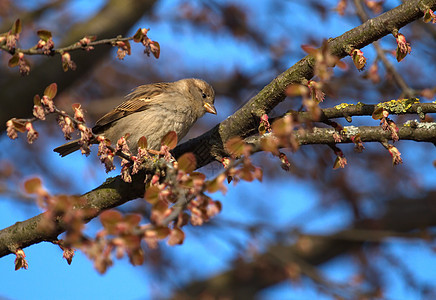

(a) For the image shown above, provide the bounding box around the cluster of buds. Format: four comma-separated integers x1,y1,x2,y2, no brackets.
117,136,133,182
133,28,160,59
307,80,325,102
271,114,299,151
188,195,222,226
372,107,399,142
97,136,115,173
14,249,28,271
286,82,323,120
395,33,411,62
86,210,144,272
350,49,366,71
258,114,271,135
219,137,263,185
61,52,76,72
387,144,403,165
131,137,151,175
78,36,96,51
381,117,399,142
333,148,348,169
72,103,85,122
6,119,39,144
77,123,93,156
8,52,30,75
36,30,55,55
32,84,56,121
57,116,74,140
279,152,291,171
3,20,159,76
21,176,95,267
301,42,347,81
423,9,436,23
351,134,365,152
114,40,131,60
26,122,39,144
82,234,114,274
6,119,19,140
330,121,344,143
56,242,75,265
4,19,21,50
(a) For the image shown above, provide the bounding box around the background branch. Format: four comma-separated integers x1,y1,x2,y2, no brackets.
0,0,158,131
1,0,435,268
174,192,436,298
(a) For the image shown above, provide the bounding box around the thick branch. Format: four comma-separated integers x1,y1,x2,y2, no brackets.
1,120,434,258
0,172,146,257
302,102,436,122
1,0,436,258
316,103,436,121
173,0,436,165
246,123,436,148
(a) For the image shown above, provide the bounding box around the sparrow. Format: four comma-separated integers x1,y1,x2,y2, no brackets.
54,78,216,156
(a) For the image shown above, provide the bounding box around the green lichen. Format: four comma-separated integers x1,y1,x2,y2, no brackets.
334,101,365,110
403,121,411,127
335,103,351,110
376,98,420,113
403,120,418,127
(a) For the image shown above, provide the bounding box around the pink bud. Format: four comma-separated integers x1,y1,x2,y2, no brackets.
6,120,17,140
25,122,38,144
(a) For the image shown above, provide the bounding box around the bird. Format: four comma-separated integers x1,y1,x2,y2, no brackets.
54,78,216,156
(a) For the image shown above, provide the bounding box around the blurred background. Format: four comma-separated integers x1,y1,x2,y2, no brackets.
1,0,436,299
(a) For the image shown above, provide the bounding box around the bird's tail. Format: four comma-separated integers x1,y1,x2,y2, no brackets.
53,140,82,157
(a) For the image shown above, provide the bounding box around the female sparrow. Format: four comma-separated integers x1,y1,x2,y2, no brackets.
54,78,216,156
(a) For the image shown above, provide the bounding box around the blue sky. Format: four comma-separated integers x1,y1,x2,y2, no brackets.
1,0,436,299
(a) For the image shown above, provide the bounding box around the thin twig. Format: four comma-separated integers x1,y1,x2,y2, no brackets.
1,36,134,56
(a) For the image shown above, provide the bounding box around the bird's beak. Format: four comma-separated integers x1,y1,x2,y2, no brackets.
203,102,217,115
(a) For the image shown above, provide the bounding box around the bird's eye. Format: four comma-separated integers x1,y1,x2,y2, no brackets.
202,93,207,99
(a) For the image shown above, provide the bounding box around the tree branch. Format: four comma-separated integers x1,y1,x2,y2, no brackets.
173,0,436,165
298,101,436,122
1,0,436,258
0,172,147,257
0,35,135,56
247,123,436,148
0,0,158,130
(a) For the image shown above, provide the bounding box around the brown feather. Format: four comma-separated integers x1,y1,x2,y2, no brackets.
54,78,216,156
92,83,170,133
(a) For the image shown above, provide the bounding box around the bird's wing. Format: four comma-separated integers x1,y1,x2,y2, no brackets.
92,83,170,133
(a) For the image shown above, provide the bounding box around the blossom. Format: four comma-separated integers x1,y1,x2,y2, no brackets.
6,120,18,140
396,33,411,62
26,122,39,144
